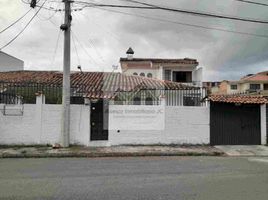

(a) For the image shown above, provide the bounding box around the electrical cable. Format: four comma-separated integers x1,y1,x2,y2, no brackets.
112,0,268,24
0,0,48,50
94,7,268,39
0,9,32,34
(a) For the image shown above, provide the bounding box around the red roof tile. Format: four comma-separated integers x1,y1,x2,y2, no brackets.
241,72,268,82
209,94,268,104
0,71,196,99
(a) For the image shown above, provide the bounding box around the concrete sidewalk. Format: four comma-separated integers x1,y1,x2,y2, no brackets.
215,145,268,157
0,145,224,158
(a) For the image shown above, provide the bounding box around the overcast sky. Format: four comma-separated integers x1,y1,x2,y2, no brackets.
1,0,268,81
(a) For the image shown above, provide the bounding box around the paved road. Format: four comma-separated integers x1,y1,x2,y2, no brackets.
0,157,267,200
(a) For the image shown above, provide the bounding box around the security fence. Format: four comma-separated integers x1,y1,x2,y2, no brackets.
0,82,207,106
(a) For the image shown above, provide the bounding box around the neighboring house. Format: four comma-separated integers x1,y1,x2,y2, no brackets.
120,48,203,87
211,71,268,95
0,51,24,72
202,81,221,94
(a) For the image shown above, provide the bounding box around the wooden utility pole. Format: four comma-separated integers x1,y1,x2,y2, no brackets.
61,0,72,147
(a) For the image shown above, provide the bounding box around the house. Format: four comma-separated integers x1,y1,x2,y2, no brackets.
202,81,221,94
0,51,24,72
120,48,203,87
0,70,209,146
211,71,268,95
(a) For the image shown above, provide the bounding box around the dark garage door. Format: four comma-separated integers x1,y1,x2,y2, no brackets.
210,102,261,145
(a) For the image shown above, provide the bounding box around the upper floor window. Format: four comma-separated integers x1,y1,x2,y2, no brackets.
250,84,261,90
230,84,237,90
133,72,138,76
164,70,171,81
264,84,268,90
172,71,192,83
140,73,145,77
147,73,153,78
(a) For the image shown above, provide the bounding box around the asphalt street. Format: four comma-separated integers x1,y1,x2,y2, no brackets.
0,157,267,200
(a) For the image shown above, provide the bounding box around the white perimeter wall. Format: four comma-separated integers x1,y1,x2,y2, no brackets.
108,106,210,145
0,104,90,146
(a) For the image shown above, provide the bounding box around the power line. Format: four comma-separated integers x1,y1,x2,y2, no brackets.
71,31,81,65
0,0,48,50
95,7,268,39
111,0,268,24
0,9,32,34
50,27,62,66
71,30,101,66
234,0,268,7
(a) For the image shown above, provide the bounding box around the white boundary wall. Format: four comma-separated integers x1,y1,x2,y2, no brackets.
0,98,89,146
108,105,210,145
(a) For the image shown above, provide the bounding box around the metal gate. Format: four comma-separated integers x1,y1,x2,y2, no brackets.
90,100,109,141
210,102,261,145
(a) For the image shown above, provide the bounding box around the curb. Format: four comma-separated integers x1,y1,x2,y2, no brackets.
0,151,224,158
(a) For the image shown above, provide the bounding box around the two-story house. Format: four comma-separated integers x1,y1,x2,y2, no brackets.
211,71,268,95
120,48,203,87
0,51,24,72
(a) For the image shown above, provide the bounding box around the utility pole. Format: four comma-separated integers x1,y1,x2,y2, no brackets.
60,0,72,147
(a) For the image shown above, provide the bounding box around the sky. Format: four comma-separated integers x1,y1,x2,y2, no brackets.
0,0,268,81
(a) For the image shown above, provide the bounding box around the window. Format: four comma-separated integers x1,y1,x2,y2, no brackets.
164,70,171,81
230,84,238,90
183,96,201,106
250,84,261,90
145,97,153,105
133,97,141,105
172,71,192,83
264,84,268,90
133,72,138,76
139,73,145,77
147,73,153,78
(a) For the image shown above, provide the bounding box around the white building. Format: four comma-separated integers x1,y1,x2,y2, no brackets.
0,51,24,72
120,48,203,87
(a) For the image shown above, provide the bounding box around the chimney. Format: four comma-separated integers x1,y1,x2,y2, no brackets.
126,47,134,60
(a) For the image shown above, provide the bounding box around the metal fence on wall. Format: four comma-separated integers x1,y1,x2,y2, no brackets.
0,82,207,106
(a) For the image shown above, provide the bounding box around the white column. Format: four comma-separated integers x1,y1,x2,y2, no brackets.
36,94,45,144
260,104,266,145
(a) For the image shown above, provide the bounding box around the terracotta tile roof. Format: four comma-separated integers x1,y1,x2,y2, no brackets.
209,94,268,104
120,58,198,65
0,71,196,99
241,72,268,82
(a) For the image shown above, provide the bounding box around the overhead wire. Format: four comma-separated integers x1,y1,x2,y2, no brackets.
109,0,268,24
50,27,62,67
93,7,268,39
0,0,48,50
0,9,32,34
234,0,268,6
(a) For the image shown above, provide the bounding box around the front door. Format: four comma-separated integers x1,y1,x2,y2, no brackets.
90,99,109,141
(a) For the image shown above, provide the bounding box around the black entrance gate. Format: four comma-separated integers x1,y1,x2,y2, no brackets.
90,100,109,141
210,102,261,145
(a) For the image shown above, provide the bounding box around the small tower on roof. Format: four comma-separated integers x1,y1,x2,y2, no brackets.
126,47,134,60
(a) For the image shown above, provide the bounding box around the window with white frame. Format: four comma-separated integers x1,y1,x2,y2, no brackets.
147,73,153,78
140,73,145,77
